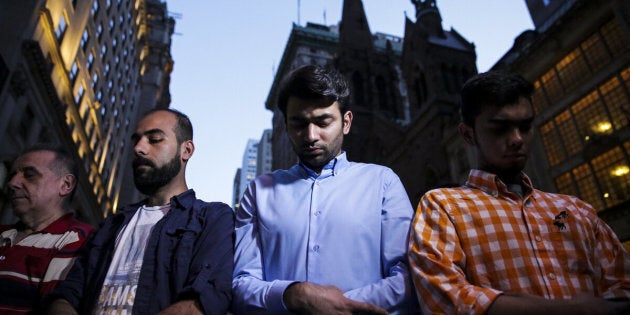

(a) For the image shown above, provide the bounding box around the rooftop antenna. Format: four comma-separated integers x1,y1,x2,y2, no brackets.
297,0,301,25
323,8,327,25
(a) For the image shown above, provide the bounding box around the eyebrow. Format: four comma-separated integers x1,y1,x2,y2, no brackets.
289,113,335,122
131,128,165,141
487,116,534,125
10,166,41,177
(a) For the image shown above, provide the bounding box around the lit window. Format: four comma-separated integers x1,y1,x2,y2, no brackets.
81,29,89,50
55,14,67,40
91,0,99,16
75,84,84,104
92,73,98,88
69,61,79,82
87,52,94,70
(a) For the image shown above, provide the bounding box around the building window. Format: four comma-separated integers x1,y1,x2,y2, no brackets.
600,74,630,131
600,19,629,58
92,72,99,89
69,61,79,82
55,14,67,41
81,29,90,51
91,0,99,16
75,83,84,104
580,31,610,73
555,48,589,93
87,51,94,70
540,69,563,104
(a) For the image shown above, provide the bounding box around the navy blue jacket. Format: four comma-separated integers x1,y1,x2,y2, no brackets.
47,189,234,314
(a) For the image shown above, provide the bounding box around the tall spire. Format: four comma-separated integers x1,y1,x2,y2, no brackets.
411,0,444,36
339,0,374,51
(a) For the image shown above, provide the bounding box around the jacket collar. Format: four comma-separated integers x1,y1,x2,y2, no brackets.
118,189,197,215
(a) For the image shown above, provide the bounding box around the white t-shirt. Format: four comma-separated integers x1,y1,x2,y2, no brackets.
93,205,169,315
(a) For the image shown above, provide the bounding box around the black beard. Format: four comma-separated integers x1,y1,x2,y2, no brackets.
133,152,181,195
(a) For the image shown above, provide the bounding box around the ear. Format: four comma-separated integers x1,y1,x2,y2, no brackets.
181,140,195,162
59,174,76,197
342,111,353,135
458,122,476,146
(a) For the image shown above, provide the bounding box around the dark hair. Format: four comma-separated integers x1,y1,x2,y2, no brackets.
144,108,193,144
19,143,78,201
277,65,350,118
460,71,534,126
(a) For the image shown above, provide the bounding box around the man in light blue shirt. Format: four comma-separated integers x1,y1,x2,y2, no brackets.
233,65,416,314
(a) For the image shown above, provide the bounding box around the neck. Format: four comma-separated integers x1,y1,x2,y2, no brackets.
20,209,65,234
479,165,522,185
145,177,188,206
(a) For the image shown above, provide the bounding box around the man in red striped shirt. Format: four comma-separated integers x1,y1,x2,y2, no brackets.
409,71,630,315
0,144,93,314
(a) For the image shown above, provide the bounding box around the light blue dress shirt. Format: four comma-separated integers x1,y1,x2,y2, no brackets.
233,152,416,314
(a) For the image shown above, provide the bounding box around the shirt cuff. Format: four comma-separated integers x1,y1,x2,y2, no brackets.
267,280,298,311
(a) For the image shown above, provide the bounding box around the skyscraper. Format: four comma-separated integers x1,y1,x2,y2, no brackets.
0,0,175,224
232,139,258,210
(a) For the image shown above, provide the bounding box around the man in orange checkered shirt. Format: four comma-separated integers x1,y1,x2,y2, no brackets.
409,71,630,315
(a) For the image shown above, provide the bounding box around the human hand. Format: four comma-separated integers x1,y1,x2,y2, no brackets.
157,300,202,315
46,299,78,315
283,282,388,315
569,293,630,315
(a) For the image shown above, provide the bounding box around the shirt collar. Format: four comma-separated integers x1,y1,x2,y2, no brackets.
298,151,349,179
466,169,534,198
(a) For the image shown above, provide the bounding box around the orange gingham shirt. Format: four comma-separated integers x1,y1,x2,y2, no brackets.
409,169,630,315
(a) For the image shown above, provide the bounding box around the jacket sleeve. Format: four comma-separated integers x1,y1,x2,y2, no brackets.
342,170,417,313
178,202,235,315
408,190,501,315
232,178,295,315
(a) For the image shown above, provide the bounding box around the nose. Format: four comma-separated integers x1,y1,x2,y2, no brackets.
7,173,21,192
305,124,319,143
134,138,148,156
507,127,524,147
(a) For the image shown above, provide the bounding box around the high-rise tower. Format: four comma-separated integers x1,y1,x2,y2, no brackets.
0,0,175,224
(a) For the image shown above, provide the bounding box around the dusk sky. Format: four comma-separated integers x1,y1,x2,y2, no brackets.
166,0,535,205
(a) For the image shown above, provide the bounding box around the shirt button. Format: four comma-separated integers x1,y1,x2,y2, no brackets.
314,211,321,216
313,245,320,252
535,235,542,242
548,273,556,280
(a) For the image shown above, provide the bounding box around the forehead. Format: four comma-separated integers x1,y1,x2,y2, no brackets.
286,97,341,117
135,111,177,133
478,97,533,121
12,150,55,171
